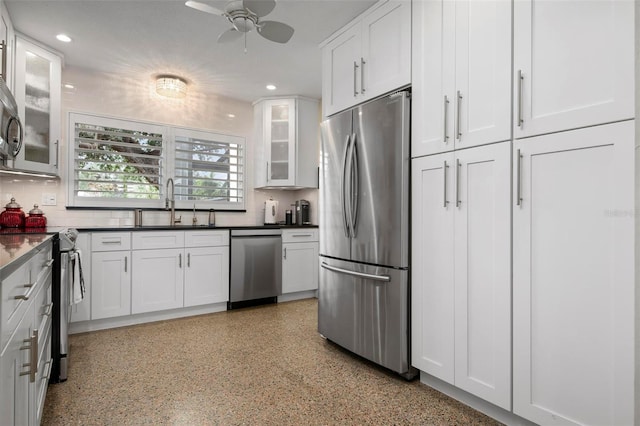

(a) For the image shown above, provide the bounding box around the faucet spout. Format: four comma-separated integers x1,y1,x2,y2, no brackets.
166,178,181,225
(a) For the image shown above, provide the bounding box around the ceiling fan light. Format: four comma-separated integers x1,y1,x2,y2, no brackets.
156,76,187,98
232,16,253,32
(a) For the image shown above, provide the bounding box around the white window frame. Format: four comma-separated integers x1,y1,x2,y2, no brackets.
67,112,246,210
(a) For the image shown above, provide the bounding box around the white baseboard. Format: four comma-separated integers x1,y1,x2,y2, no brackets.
69,302,228,334
277,290,317,303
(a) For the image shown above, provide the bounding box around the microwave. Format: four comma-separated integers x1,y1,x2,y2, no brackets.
0,78,22,166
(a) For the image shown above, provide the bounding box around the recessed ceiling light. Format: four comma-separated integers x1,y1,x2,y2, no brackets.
266,84,276,91
227,113,236,118
64,84,74,89
56,34,72,43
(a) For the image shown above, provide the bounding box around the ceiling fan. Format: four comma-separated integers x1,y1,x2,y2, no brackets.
185,0,295,45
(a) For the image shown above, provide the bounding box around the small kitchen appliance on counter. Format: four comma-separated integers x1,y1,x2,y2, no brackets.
295,199,310,225
264,197,278,224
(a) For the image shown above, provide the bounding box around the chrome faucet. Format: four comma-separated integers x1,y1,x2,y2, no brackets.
165,178,181,226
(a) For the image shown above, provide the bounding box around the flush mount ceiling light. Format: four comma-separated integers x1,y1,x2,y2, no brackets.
156,76,188,99
266,84,276,91
56,34,72,42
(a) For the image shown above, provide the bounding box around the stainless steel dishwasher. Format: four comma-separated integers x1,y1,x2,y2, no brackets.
229,228,282,309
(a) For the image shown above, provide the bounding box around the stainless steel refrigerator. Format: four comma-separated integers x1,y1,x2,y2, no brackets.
318,90,415,379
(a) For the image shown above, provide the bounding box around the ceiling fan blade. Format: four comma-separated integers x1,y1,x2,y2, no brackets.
243,0,276,18
217,28,244,43
257,21,294,44
185,1,225,16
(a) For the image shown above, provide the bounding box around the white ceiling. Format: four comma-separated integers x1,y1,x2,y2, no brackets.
5,0,377,103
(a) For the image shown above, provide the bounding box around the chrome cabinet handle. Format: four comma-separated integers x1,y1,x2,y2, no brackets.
265,162,268,182
101,240,122,245
124,256,128,273
517,70,524,128
187,253,190,268
455,159,461,208
55,140,59,169
353,61,359,96
179,253,182,268
291,234,313,237
321,262,390,282
45,258,54,268
283,247,287,259
516,149,523,206
43,303,53,317
20,330,38,382
456,91,462,140
42,359,53,381
360,57,366,94
15,281,38,300
443,161,449,208
443,95,450,143
0,40,6,81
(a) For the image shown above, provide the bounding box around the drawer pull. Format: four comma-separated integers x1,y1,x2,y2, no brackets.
15,283,38,300
42,359,53,381
45,259,54,268
43,303,54,317
101,240,122,245
19,330,38,382
291,234,313,238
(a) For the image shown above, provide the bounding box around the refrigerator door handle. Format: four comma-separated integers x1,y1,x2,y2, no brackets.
350,132,359,237
321,262,391,282
341,134,352,237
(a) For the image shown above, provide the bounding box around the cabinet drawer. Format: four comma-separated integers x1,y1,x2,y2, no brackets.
91,232,131,251
282,229,319,243
185,230,229,247
132,231,184,250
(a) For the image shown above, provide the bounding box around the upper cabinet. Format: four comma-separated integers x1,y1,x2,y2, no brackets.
254,96,319,189
412,0,511,158
0,1,15,89
513,0,634,138
14,36,61,175
321,0,411,117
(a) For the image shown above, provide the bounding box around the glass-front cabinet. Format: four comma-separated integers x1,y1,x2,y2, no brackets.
14,36,61,175
254,96,320,189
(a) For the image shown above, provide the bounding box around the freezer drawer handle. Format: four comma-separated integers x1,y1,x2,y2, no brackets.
321,262,390,282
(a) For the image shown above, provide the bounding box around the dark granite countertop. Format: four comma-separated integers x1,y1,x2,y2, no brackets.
76,224,318,232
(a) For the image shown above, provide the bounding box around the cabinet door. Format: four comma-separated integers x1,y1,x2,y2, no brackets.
322,24,361,117
360,0,411,102
411,152,455,382
282,242,319,293
14,37,61,175
132,248,184,314
454,0,511,149
264,99,296,186
453,142,511,410
513,0,633,138
411,0,455,157
91,251,130,320
184,246,229,307
0,312,32,426
513,121,634,425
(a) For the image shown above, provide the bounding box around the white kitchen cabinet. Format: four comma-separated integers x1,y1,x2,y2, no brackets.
513,0,633,139
412,0,511,158
0,0,15,89
412,141,511,410
0,239,53,426
183,246,229,307
91,250,131,320
132,248,184,314
321,0,410,117
254,96,319,189
282,229,318,294
512,121,634,425
13,36,61,175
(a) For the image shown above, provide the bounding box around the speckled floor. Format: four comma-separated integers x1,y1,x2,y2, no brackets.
42,298,501,425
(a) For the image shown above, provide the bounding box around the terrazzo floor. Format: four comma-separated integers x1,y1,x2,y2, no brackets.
42,298,502,425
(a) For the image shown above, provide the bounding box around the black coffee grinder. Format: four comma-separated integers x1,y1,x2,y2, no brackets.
295,200,311,225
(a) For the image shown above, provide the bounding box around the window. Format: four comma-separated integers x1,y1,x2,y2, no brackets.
68,113,245,210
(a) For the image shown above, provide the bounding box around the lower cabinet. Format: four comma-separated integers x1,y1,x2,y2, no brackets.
0,239,53,426
184,246,229,307
132,248,184,314
412,141,511,410
91,251,131,320
512,121,635,425
282,229,319,294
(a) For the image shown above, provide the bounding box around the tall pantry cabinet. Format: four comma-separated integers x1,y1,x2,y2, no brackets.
411,0,636,424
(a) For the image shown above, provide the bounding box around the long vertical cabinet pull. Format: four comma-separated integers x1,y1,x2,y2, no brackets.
0,40,6,81
124,256,127,273
517,70,524,127
443,96,450,143
341,135,352,238
55,140,59,169
443,161,449,207
456,91,463,140
353,61,359,96
516,149,523,206
266,162,269,183
360,58,366,94
455,159,461,208
178,253,182,268
20,330,38,382
283,248,287,259
187,253,190,268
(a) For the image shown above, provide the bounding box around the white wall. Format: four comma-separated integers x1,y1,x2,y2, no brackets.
0,65,318,227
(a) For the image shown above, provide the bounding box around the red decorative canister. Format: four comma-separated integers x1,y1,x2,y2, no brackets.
25,204,47,228
0,198,26,228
